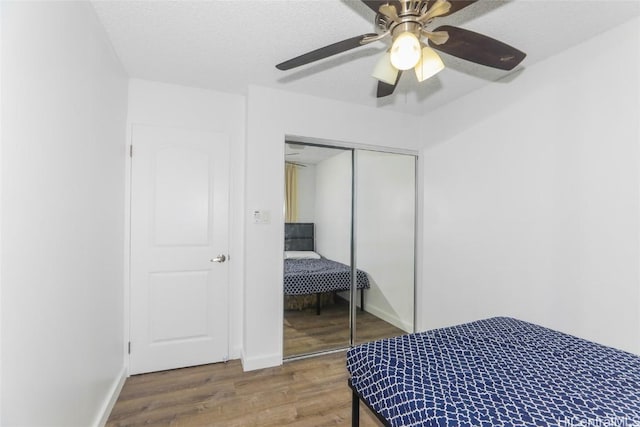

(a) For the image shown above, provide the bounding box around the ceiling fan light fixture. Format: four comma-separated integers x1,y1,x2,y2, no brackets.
372,52,398,85
276,0,526,99
414,46,444,82
390,31,422,71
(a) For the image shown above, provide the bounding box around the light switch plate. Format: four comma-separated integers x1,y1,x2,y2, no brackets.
253,210,270,224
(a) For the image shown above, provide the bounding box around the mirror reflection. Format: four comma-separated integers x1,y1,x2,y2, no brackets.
284,143,352,357
355,150,415,344
283,141,415,359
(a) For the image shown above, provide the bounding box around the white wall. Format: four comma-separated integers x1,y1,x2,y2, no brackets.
295,164,316,223
0,3,4,422
356,151,415,332
126,79,246,360
244,86,421,370
1,2,128,425
315,151,352,263
421,18,640,354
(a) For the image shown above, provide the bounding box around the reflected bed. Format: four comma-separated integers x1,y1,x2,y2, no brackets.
284,223,369,314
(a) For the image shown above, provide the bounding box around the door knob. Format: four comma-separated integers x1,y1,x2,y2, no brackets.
210,254,227,263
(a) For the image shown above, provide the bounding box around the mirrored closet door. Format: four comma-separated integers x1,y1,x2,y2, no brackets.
283,143,353,357
354,150,415,345
283,141,416,359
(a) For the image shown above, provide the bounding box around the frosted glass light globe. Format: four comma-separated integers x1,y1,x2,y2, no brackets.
390,32,422,71
372,52,398,85
415,46,445,82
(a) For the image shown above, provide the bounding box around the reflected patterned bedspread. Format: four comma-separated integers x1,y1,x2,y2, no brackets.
283,258,369,296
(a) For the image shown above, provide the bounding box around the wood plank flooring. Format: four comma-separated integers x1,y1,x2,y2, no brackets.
106,352,384,426
284,298,406,357
108,300,404,426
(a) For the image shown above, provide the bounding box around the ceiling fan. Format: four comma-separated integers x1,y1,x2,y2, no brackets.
275,0,526,98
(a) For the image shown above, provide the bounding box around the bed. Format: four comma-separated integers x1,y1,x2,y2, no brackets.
347,316,640,427
284,223,369,315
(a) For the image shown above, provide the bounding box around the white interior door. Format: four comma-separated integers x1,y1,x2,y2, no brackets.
130,125,229,375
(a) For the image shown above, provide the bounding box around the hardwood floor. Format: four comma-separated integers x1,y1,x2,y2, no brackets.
284,298,406,357
106,352,384,427
107,300,404,426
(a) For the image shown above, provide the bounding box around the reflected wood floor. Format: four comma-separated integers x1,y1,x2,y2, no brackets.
284,298,406,357
106,352,384,427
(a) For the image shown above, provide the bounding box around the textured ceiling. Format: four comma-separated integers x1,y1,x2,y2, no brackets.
92,0,640,116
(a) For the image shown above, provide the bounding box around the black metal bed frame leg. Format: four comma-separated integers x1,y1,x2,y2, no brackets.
349,379,391,427
316,292,321,315
352,386,360,427
360,289,364,312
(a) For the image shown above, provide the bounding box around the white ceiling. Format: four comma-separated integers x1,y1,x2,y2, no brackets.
92,0,640,116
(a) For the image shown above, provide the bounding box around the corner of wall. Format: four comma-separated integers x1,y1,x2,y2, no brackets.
93,367,127,427
414,151,425,332
0,2,4,422
240,351,282,372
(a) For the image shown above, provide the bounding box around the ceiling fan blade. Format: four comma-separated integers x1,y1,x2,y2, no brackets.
426,0,478,17
361,0,402,14
377,70,402,98
429,25,526,71
276,33,378,70
361,0,382,13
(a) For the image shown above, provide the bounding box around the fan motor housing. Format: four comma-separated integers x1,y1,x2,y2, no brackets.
376,0,430,32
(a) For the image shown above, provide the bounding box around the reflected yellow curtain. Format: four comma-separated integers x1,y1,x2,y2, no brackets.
285,163,298,222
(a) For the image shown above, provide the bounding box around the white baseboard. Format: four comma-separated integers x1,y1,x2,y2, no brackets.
241,351,282,372
332,294,413,333
364,304,413,333
93,366,127,427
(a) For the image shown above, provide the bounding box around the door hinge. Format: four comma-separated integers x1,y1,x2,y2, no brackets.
129,145,133,158
128,341,131,354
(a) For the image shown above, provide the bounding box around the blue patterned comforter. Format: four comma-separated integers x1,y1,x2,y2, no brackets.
283,258,369,296
347,317,640,427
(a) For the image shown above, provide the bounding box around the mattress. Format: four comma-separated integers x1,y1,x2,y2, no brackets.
347,317,640,427
283,257,369,296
